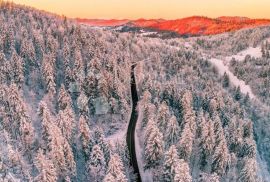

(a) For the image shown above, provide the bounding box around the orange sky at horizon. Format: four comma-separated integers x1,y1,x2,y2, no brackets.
12,0,270,20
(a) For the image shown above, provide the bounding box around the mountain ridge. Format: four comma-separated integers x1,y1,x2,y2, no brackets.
77,16,270,35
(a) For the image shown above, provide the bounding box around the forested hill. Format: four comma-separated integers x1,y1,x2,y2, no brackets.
0,2,270,182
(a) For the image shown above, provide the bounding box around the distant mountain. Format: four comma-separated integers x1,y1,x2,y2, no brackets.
77,16,270,36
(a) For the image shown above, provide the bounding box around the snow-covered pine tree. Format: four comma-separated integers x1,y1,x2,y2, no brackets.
157,101,170,131
165,115,180,148
144,124,164,169
199,119,215,170
42,53,56,95
34,149,57,182
162,145,180,181
198,172,220,182
173,159,192,182
78,116,91,155
238,157,258,182
103,173,116,182
10,49,24,88
105,154,127,182
57,109,74,142
211,139,230,176
178,123,194,161
93,127,111,165
87,145,106,181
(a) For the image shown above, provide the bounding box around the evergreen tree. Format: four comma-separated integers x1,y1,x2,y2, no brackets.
103,173,116,182
178,123,194,161
157,101,170,131
238,158,258,182
87,145,106,181
79,116,91,155
144,124,164,169
105,154,127,182
234,86,242,101
165,115,180,148
34,149,57,182
222,72,230,88
211,139,230,176
198,173,220,182
240,138,256,158
10,50,24,88
42,53,56,95
173,159,192,182
199,119,215,169
162,145,180,182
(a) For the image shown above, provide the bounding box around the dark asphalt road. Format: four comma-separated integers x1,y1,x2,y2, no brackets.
126,64,142,182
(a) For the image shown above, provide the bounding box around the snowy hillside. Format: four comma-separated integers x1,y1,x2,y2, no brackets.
1,2,270,182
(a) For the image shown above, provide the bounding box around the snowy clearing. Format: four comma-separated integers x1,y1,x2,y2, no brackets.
209,58,255,99
225,46,262,62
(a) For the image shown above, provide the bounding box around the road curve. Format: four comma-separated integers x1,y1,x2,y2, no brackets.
126,64,142,182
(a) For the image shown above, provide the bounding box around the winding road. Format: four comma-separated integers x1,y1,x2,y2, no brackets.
126,64,142,182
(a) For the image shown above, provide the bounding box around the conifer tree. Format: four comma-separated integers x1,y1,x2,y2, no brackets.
105,154,127,182
34,149,57,182
178,123,194,161
87,145,106,181
144,124,164,169
79,116,91,155
162,145,180,182
173,159,192,182
165,115,180,148
238,158,258,182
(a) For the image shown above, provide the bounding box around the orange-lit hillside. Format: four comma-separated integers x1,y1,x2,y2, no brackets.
77,16,270,35
150,16,270,35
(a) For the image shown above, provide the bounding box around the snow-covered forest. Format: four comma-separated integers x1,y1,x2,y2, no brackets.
1,1,270,182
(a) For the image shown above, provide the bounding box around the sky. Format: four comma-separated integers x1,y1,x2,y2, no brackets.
13,0,270,19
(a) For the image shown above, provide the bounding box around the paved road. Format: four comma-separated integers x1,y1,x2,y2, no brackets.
126,64,142,182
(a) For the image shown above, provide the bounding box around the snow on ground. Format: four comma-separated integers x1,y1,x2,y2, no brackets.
208,58,255,99
257,153,270,181
106,125,127,143
135,104,153,182
225,46,262,62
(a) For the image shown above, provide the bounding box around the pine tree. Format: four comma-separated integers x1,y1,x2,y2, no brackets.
222,72,230,88
178,123,194,161
144,124,164,169
73,48,84,88
180,90,196,133
87,145,106,181
234,86,242,101
105,154,127,182
42,53,56,95
157,101,170,130
198,173,220,182
162,145,180,182
34,149,57,182
226,117,243,154
63,139,76,177
58,85,73,111
211,139,230,176
57,109,74,142
199,119,215,169
238,158,258,182
0,51,7,84
10,50,24,88
173,159,192,182
240,138,256,158
79,116,91,155
142,103,156,128
93,127,111,165
103,173,116,182
77,91,89,116
165,115,180,148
